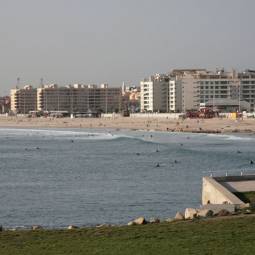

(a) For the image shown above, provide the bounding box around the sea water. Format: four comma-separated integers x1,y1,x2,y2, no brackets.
0,127,255,228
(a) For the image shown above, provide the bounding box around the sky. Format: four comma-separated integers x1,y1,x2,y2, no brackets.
0,0,255,95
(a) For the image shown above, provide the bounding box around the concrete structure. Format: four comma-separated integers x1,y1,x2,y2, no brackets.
10,85,37,114
202,175,255,208
202,176,244,205
140,74,169,112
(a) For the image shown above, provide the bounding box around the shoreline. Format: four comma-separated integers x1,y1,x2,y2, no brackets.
0,116,255,134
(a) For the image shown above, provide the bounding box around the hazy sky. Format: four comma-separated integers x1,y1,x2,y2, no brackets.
0,0,255,95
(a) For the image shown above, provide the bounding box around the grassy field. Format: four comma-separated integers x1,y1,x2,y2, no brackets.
1,216,255,255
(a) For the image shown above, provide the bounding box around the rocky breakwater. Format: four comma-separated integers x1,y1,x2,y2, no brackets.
127,203,253,227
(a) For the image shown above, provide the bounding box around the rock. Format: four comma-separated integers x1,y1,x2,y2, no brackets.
184,208,198,220
133,217,147,225
217,209,231,217
244,209,252,214
197,209,213,218
127,221,135,226
32,225,43,230
67,225,78,230
149,218,160,224
0,225,3,232
96,224,110,228
201,204,236,215
165,218,175,223
239,203,251,209
174,212,184,221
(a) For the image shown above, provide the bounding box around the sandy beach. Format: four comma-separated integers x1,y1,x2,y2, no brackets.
0,116,255,133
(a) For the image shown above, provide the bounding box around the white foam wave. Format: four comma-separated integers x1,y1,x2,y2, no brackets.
207,133,254,141
0,128,120,140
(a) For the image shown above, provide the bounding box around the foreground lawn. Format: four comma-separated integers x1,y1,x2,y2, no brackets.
0,216,255,255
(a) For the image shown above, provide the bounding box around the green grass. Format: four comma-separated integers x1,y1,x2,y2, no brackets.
1,216,255,255
234,191,255,203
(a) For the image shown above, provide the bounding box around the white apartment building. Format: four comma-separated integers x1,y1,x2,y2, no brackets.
169,79,182,112
140,74,169,112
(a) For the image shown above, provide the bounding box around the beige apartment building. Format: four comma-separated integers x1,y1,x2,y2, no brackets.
10,85,37,114
140,68,255,113
171,69,240,112
239,70,255,110
11,84,122,114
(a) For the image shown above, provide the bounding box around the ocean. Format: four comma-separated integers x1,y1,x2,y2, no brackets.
0,127,254,228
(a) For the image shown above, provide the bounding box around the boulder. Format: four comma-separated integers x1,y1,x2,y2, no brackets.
127,221,135,226
67,225,78,230
165,218,174,223
217,209,231,217
133,217,147,225
96,224,111,228
32,225,43,230
239,203,251,209
197,209,213,218
185,208,198,220
244,209,252,214
201,204,235,215
174,212,184,221
149,218,160,224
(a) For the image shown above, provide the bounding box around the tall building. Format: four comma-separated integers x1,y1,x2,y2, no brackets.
10,85,37,114
140,74,169,112
169,79,182,112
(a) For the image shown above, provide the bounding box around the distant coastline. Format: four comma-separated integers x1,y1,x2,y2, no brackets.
0,116,254,134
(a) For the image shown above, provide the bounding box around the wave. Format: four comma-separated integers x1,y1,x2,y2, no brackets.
206,133,255,141
0,128,121,140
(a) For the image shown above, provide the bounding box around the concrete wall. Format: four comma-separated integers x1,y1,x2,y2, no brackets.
130,113,182,119
202,177,244,205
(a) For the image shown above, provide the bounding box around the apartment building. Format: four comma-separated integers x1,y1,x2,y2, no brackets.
239,70,255,110
140,74,169,112
11,84,122,114
169,79,182,112
10,85,37,114
37,84,71,112
141,68,255,113
169,69,246,112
